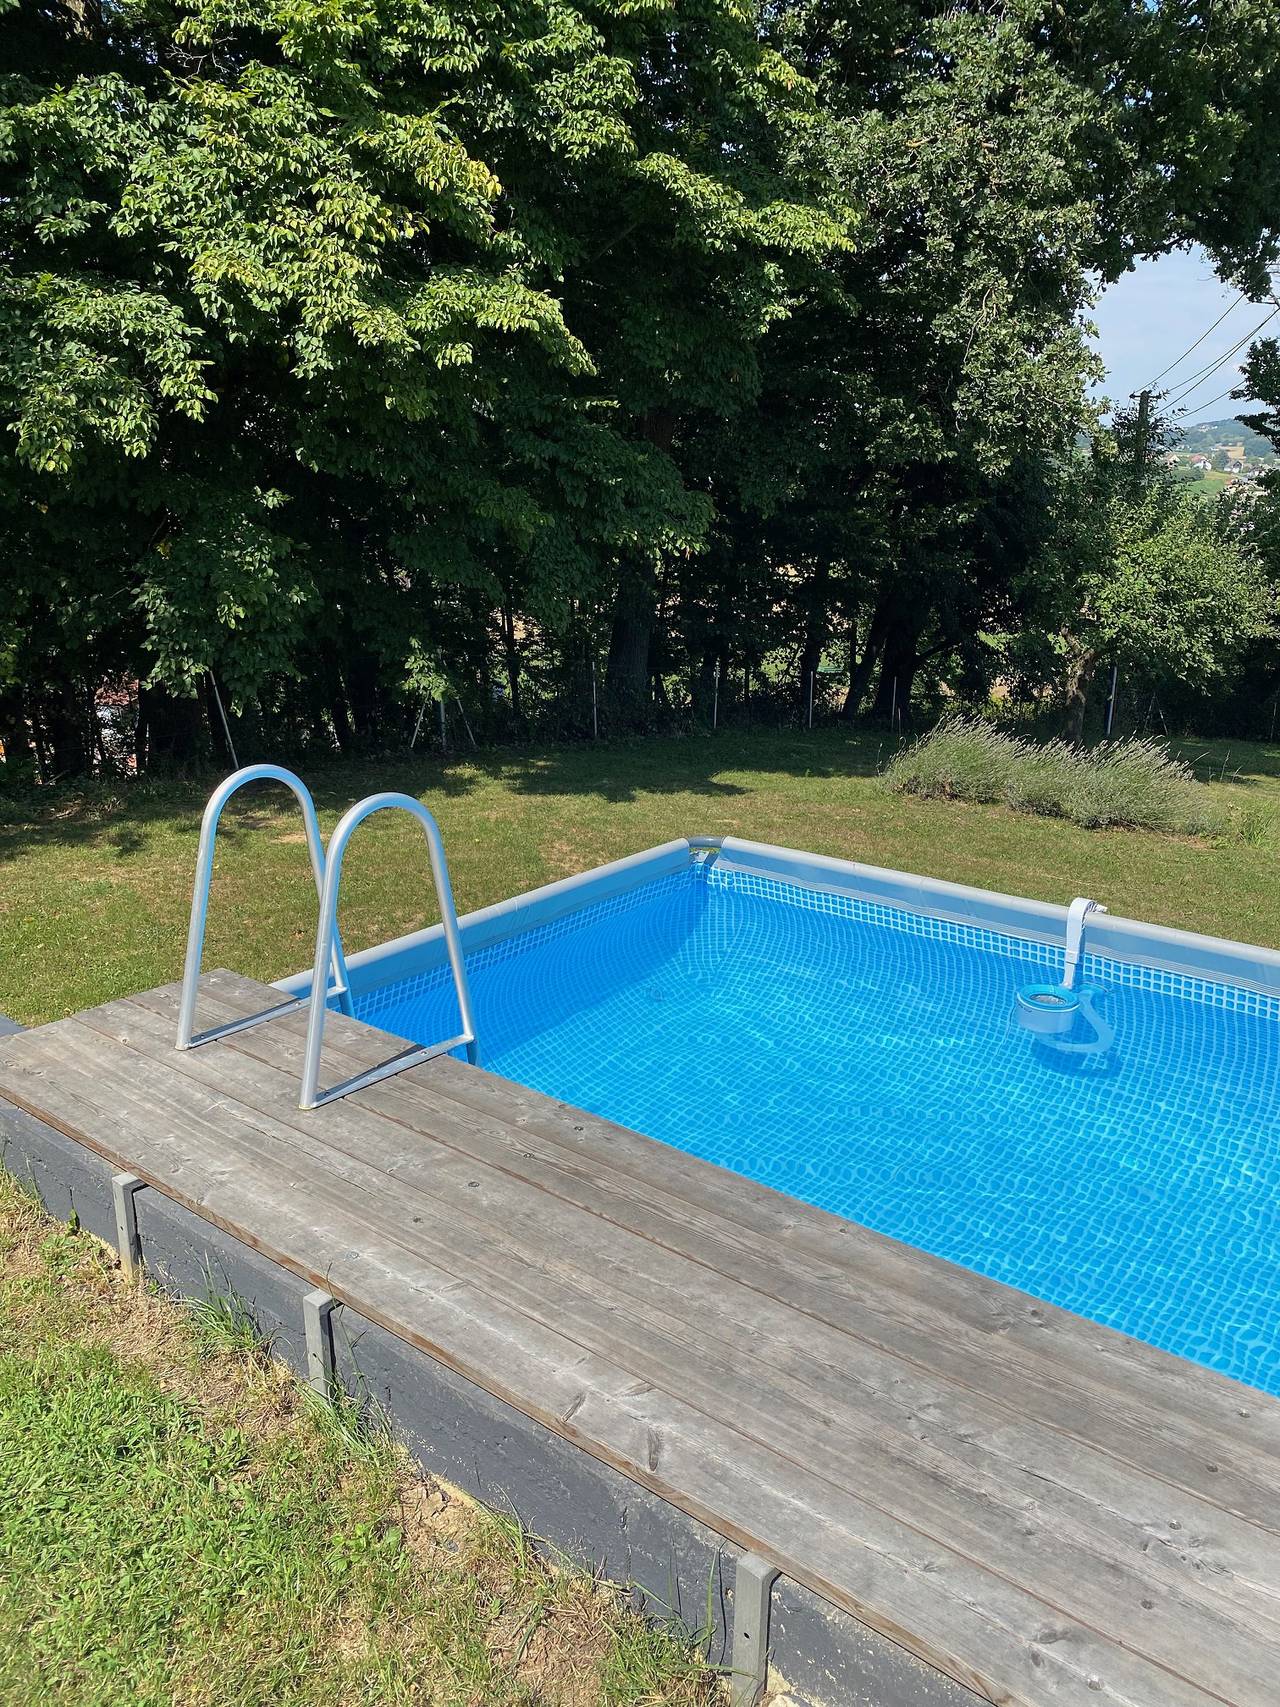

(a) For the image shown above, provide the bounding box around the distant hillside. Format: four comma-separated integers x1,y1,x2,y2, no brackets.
1174,417,1276,459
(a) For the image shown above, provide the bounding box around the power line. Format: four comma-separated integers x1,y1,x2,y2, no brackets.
1164,350,1249,409
1175,379,1252,419
1169,364,1250,417
1144,290,1245,389
1163,316,1272,404
1161,307,1280,408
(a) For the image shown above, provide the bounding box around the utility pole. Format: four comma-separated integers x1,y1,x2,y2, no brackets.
1133,387,1151,475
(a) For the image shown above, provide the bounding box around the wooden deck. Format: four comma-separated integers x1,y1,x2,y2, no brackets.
1,969,1278,1707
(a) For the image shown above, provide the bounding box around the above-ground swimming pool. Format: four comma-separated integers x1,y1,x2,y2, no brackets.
285,838,1280,1398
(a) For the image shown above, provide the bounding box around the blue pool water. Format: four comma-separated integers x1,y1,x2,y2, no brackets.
354,864,1280,1395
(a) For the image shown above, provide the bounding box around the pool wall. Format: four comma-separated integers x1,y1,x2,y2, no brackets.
275,835,1280,1008
275,838,694,1003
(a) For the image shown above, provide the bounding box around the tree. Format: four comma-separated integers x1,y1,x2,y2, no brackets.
5,0,1280,774
1087,488,1272,705
0,0,849,766
1240,337,1280,456
745,0,1280,725
1021,415,1274,739
1222,334,1280,721
530,5,854,720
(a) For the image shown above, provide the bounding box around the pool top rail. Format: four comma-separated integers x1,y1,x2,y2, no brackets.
272,832,1280,1014
1,970,1279,1707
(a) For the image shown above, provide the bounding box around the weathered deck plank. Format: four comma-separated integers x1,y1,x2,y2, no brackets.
69,993,1280,1668
182,974,1280,1523
99,989,1280,1632
2,970,1278,1707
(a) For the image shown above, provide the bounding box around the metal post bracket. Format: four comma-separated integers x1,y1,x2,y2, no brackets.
111,1172,146,1281
303,1288,338,1399
730,1551,782,1707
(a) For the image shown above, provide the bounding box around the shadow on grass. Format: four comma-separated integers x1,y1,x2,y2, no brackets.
459,727,889,804
1170,738,1280,790
0,778,210,865
0,727,891,863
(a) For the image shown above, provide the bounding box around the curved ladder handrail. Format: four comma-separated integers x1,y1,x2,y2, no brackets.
176,764,352,1050
298,793,478,1109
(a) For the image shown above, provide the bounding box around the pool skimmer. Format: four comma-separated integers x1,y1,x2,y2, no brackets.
1016,897,1114,1054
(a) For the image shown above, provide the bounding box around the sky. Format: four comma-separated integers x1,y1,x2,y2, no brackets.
1087,247,1276,423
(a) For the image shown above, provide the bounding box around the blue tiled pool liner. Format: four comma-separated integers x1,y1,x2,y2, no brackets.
345,861,1280,1396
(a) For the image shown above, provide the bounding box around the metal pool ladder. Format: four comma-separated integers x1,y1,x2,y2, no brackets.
177,768,478,1111
298,792,478,1109
177,764,354,1051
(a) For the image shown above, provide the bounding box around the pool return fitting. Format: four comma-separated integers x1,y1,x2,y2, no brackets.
1015,897,1115,1055
177,765,478,1108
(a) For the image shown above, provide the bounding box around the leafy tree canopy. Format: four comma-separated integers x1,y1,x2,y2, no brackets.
3,0,1280,775
1,0,847,740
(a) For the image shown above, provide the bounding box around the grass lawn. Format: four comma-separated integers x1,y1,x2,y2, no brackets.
1,728,1278,1027
0,1171,719,1707
1186,469,1235,498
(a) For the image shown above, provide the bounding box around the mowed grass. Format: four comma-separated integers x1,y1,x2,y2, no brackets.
1,728,1279,1026
0,1171,720,1707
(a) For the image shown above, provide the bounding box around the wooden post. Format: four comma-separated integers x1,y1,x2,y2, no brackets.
1134,387,1151,476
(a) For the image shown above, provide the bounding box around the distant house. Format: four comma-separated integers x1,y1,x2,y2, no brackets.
1226,458,1245,473
1189,455,1212,472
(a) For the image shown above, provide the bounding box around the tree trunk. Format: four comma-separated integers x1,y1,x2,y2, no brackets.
329,687,356,755
605,555,657,724
345,650,381,744
138,684,203,770
693,646,719,722
42,677,91,779
843,597,890,720
871,610,923,725
134,696,148,773
798,563,828,712
605,411,677,729
0,684,35,783
500,600,523,723
1062,644,1100,743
